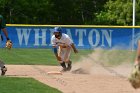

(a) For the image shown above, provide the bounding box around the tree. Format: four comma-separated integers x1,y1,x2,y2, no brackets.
0,0,52,24
49,0,107,25
95,0,133,25
0,0,108,24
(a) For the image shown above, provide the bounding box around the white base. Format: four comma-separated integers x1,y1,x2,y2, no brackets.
47,71,62,75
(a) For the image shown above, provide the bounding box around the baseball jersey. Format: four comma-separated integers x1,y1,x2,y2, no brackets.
0,15,6,29
0,15,6,34
51,33,73,47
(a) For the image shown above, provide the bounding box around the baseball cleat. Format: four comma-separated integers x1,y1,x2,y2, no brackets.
67,61,72,71
1,66,7,76
60,68,67,72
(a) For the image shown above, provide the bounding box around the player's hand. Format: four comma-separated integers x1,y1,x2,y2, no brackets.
57,56,62,61
74,49,78,53
6,40,12,50
129,63,140,89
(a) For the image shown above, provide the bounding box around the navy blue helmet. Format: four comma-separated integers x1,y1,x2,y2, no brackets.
54,27,62,33
53,27,62,39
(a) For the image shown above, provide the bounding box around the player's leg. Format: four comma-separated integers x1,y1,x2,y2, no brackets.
135,40,140,65
67,60,72,71
63,47,72,71
0,60,7,76
0,36,7,76
59,61,67,72
58,47,67,72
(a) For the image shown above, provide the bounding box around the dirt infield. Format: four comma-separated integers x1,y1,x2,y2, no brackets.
4,64,140,93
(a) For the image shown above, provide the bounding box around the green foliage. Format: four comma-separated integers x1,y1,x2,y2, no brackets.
0,0,51,24
2,0,139,25
0,0,107,25
95,0,133,25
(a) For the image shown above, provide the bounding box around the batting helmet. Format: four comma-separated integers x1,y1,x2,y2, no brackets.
53,27,62,39
54,27,62,32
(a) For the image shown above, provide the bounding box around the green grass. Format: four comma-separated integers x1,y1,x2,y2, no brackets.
0,48,137,66
106,50,136,65
0,77,62,93
0,48,93,65
93,49,136,66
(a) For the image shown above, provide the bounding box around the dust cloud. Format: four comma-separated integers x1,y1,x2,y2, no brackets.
71,49,134,76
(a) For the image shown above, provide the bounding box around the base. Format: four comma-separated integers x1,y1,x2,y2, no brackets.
47,71,62,75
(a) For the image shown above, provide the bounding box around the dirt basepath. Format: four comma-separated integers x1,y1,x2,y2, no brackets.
5,65,140,93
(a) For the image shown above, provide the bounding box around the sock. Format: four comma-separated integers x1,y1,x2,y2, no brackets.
1,66,5,69
68,61,71,67
60,62,66,68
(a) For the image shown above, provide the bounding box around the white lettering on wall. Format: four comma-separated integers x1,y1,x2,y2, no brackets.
101,30,113,47
88,29,100,47
76,29,86,46
34,29,47,46
15,27,113,48
16,28,31,45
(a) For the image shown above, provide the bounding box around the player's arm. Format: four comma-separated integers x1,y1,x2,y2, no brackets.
52,46,62,61
1,17,10,40
52,45,58,57
71,43,78,53
52,46,58,57
51,37,62,61
1,28,9,40
66,35,78,53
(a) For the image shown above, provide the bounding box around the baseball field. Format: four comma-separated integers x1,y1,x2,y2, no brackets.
0,48,140,93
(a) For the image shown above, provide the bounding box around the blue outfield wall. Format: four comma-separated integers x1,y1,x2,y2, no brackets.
1,25,140,50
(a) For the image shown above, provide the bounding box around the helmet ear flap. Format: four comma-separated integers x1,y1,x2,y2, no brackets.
59,31,62,34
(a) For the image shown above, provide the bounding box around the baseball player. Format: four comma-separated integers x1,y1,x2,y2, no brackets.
134,40,140,65
0,15,11,75
51,27,78,72
128,40,140,88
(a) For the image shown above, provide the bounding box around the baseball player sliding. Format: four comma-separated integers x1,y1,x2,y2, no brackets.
51,27,78,72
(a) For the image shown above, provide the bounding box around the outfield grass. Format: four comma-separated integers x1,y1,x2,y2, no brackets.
0,48,93,65
0,77,62,93
97,49,136,66
0,48,136,65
